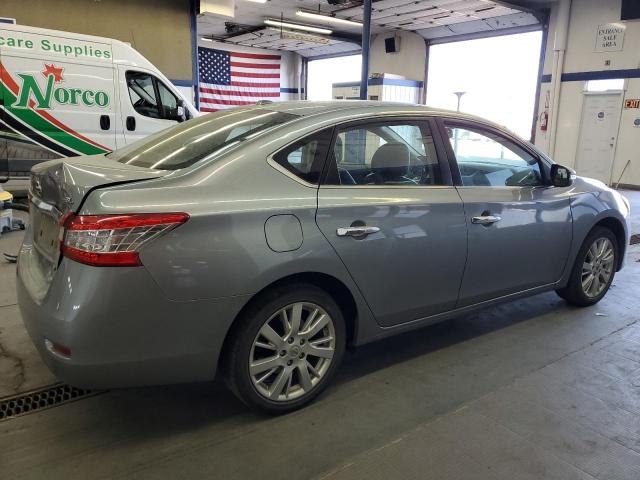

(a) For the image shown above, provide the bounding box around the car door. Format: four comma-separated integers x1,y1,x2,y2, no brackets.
118,67,182,144
440,119,573,307
315,118,467,327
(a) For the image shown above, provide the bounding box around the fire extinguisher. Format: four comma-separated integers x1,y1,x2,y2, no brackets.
540,91,550,132
540,110,548,131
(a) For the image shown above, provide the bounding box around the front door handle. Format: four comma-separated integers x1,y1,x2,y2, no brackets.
99,115,110,130
471,215,502,225
336,226,380,237
126,116,136,131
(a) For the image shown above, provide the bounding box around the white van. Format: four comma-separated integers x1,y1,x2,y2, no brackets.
0,23,198,194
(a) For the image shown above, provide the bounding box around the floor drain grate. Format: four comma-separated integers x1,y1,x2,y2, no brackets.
0,383,98,421
631,234,640,245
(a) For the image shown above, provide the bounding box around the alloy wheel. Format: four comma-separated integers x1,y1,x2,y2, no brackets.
581,237,615,298
249,302,336,402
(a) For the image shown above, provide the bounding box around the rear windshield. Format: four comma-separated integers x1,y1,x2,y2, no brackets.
108,109,297,170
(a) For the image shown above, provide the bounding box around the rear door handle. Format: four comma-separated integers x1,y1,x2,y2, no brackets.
471,215,502,225
336,226,380,237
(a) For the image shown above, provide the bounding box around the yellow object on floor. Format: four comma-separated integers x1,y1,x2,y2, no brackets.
0,190,13,202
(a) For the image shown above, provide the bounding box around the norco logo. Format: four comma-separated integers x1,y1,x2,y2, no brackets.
12,64,109,109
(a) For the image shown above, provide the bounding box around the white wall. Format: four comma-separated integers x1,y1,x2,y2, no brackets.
535,0,640,187
196,40,304,102
369,31,426,82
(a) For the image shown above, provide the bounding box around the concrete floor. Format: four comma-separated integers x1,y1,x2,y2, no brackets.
1,192,639,480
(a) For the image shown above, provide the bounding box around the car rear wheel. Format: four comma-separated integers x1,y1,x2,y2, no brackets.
224,284,346,413
556,227,618,306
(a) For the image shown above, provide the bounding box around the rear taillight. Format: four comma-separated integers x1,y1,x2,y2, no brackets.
61,213,189,267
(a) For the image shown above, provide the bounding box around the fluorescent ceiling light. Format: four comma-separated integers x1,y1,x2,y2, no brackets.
296,10,362,28
243,0,267,3
200,37,213,42
264,19,332,35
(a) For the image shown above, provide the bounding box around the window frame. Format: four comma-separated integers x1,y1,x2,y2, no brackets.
125,70,180,121
320,116,454,188
436,117,551,188
270,127,334,186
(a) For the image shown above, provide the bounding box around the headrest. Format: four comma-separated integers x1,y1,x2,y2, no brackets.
371,142,410,177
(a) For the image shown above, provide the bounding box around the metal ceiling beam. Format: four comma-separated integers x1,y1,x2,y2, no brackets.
491,0,541,14
492,1,550,25
360,0,372,100
425,22,542,44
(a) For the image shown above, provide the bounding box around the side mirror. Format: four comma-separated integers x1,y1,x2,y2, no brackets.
550,164,574,187
170,99,186,122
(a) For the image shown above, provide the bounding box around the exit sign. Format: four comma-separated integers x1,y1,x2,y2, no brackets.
624,99,640,109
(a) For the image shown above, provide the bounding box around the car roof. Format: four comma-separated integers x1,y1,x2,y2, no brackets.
262,100,495,125
264,100,447,116
258,100,516,135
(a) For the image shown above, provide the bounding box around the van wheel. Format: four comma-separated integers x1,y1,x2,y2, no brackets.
556,227,618,307
224,283,346,413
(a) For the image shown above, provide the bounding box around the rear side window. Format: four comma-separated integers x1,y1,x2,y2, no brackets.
325,121,443,186
272,128,333,184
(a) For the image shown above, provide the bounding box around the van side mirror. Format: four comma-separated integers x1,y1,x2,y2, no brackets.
550,164,574,187
173,99,186,122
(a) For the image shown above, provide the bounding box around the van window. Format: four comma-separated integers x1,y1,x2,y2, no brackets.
126,71,182,121
157,81,180,119
127,72,160,118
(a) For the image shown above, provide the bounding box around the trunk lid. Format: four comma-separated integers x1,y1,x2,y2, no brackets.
30,154,165,213
25,155,165,279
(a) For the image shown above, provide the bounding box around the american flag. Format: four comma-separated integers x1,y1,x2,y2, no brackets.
198,47,281,112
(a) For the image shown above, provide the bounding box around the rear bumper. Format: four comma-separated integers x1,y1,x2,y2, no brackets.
17,247,250,389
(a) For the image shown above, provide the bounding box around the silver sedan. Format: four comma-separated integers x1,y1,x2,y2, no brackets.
17,102,631,412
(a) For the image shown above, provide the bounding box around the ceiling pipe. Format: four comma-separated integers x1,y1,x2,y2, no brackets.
359,0,372,100
547,0,571,158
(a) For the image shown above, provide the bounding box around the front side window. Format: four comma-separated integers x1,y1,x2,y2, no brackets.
157,81,180,119
126,72,160,118
272,128,333,184
446,124,543,187
126,71,182,120
326,121,442,186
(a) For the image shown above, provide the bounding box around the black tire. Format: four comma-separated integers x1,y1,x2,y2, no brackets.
556,226,618,306
223,283,346,414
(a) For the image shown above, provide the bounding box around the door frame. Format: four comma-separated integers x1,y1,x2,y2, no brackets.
574,90,624,186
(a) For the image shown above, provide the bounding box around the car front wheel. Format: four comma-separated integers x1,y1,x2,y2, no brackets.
556,226,618,306
224,284,346,413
